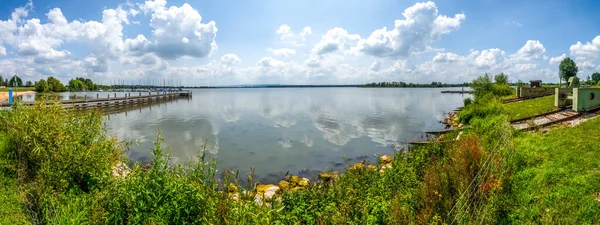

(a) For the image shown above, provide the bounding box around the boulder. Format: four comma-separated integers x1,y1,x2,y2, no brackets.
298,178,310,187
111,162,130,178
378,155,393,165
256,184,280,199
278,180,290,191
367,164,378,171
289,175,300,185
379,162,393,173
349,162,365,171
319,172,339,182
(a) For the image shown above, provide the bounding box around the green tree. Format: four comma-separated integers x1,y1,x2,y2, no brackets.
470,73,493,98
592,72,600,83
494,73,509,84
559,57,578,83
0,75,4,86
47,76,64,92
8,75,23,87
25,81,33,87
586,75,592,85
68,79,86,91
35,79,48,92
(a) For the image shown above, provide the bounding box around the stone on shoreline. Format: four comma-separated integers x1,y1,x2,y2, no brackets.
289,175,300,185
255,184,280,206
379,162,393,173
278,180,290,191
111,162,130,178
298,178,310,187
319,172,339,182
367,164,378,171
378,155,393,165
349,162,365,171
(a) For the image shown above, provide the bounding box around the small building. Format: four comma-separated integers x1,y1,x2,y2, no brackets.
530,80,542,88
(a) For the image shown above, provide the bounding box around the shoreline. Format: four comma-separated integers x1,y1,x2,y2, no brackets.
0,91,36,103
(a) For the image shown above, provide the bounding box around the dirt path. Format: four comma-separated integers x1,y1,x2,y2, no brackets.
0,91,36,103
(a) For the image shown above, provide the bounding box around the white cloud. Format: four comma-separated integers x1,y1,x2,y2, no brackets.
312,28,361,55
300,26,312,41
432,52,459,62
276,24,312,45
268,48,296,57
304,57,321,68
515,63,537,71
357,1,465,58
570,35,600,59
474,48,505,68
513,40,546,61
0,0,595,86
84,56,109,72
277,24,292,39
221,54,241,66
257,57,286,67
129,0,218,59
549,53,567,64
369,60,382,72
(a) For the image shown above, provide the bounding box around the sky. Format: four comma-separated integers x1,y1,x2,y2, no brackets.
0,0,599,86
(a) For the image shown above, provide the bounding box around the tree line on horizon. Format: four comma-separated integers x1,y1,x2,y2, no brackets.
359,81,470,88
361,57,600,88
0,75,33,87
34,77,110,92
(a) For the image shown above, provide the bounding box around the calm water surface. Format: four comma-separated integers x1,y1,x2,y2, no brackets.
26,88,469,181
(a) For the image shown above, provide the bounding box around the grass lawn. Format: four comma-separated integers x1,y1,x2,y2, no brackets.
504,95,557,121
505,117,600,223
0,87,36,92
0,133,30,224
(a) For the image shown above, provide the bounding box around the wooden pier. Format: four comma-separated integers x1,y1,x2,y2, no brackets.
441,90,473,94
1,91,192,108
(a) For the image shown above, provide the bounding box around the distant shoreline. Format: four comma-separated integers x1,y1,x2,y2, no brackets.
183,85,470,89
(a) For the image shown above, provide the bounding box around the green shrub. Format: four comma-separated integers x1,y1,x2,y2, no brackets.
458,96,504,124
463,98,473,107
0,102,124,193
102,132,221,224
470,73,515,101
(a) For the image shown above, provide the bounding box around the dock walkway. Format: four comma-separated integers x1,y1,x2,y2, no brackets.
1,91,192,108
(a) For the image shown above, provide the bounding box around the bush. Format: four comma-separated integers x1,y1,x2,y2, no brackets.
470,73,515,100
463,98,473,107
458,96,504,124
102,133,221,224
0,102,124,193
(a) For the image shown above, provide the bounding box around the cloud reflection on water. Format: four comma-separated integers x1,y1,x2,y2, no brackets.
104,88,467,177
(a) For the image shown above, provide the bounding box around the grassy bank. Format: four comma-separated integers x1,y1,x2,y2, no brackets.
505,119,600,223
0,87,36,92
504,95,557,121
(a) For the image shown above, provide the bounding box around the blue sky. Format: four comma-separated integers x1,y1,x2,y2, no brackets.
0,0,599,85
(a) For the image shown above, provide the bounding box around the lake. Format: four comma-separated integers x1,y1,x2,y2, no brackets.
22,88,470,182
